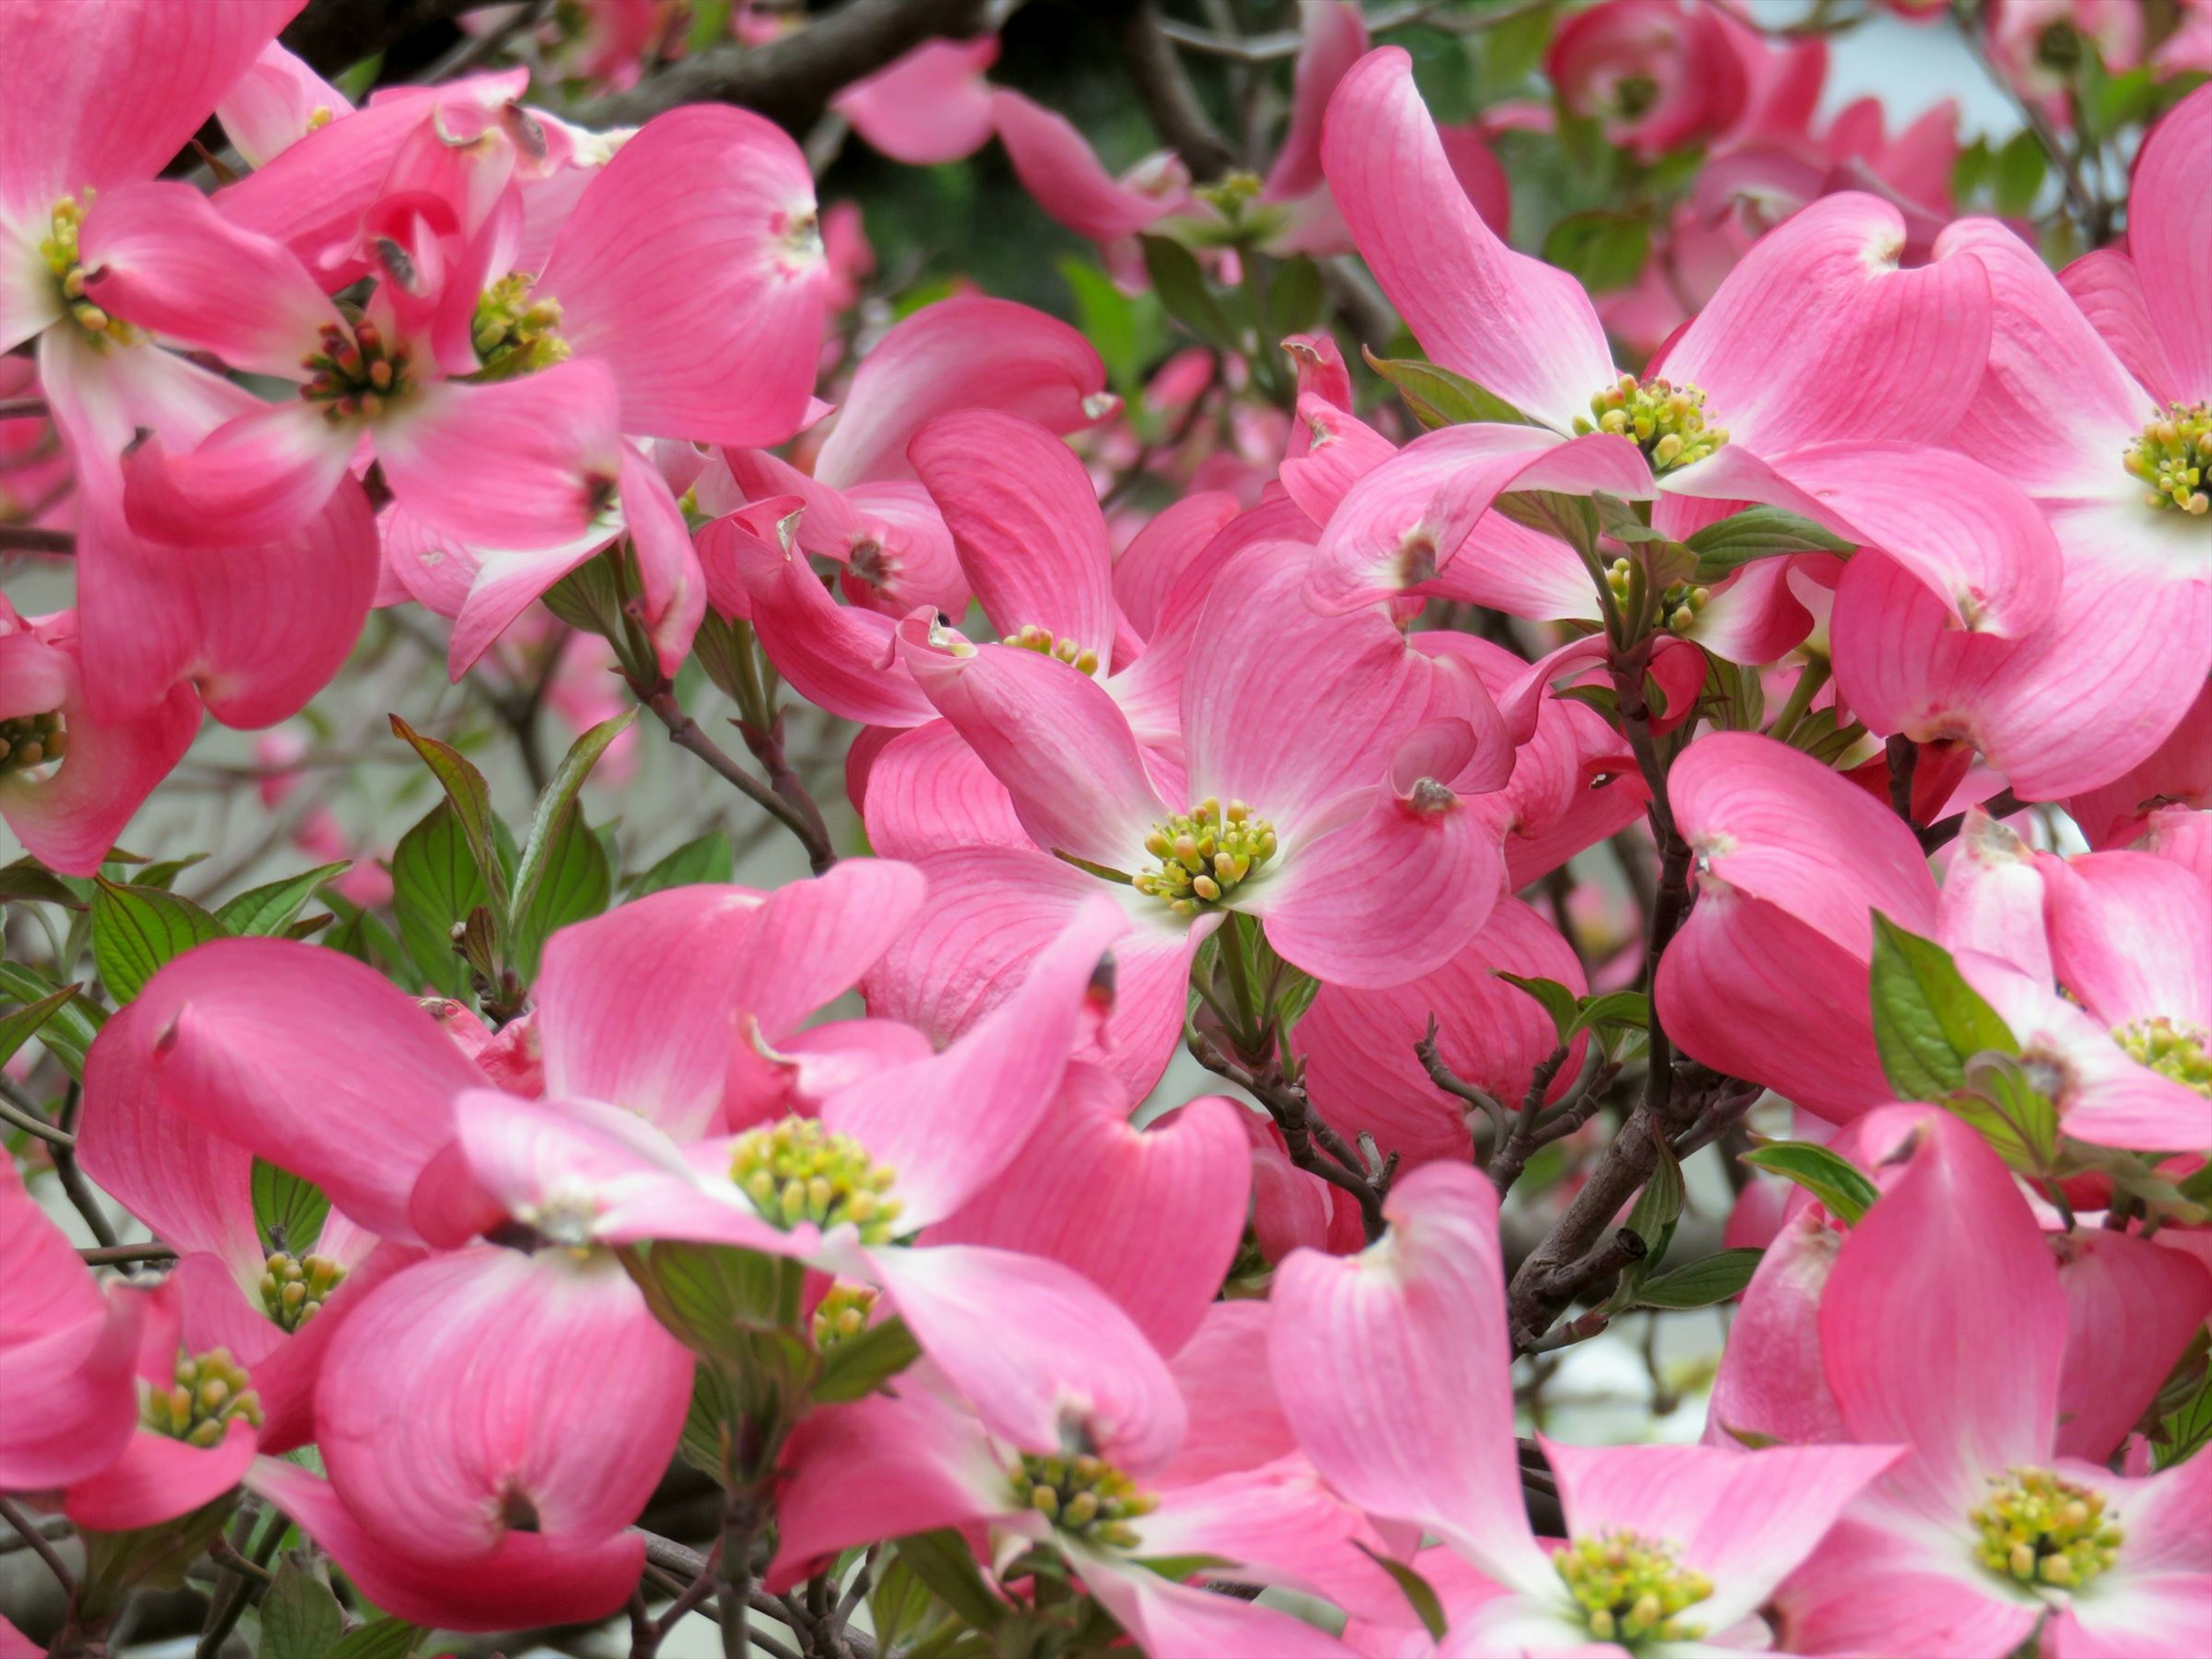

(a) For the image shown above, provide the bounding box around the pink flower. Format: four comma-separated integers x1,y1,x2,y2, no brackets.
1987,0,2145,122
833,36,999,166
214,41,353,169
1268,1161,1903,1653
1546,0,1752,160
1835,85,2212,799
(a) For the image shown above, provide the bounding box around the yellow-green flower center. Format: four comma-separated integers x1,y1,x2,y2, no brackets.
300,319,411,423
259,1251,347,1333
1132,797,1277,918
2125,403,2210,515
1001,624,1099,676
0,710,66,775
1009,1452,1157,1550
39,197,139,347
2115,1016,2212,1094
811,1282,879,1349
1575,374,1728,475
1970,1468,2123,1589
1554,1531,1713,1647
1606,557,1711,632
469,273,569,381
143,1347,263,1448
728,1116,902,1244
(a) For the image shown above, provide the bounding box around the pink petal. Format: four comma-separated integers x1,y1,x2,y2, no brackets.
377,360,623,552
2061,248,2181,406
910,410,1117,658
1660,191,1993,453
1820,1108,2066,1517
2040,849,2212,1031
1320,48,1615,432
119,400,358,548
857,718,1029,860
1268,1162,1554,1594
812,296,1111,489
1279,395,1397,527
2066,680,2212,848
2129,82,2212,397
1937,809,2051,982
1771,1509,2041,1659
2055,1229,2212,1464
927,1065,1249,1355
66,1419,256,1533
1073,1557,1357,1659
2049,1456,2212,1659
444,516,626,677
317,1244,690,1554
246,1456,650,1634
214,41,353,169
990,89,1175,243
1114,490,1241,640
1264,1,1370,200
832,36,999,165
1703,1210,1848,1449
866,1243,1187,1470
109,939,486,1243
1158,1302,1300,1486
538,105,825,446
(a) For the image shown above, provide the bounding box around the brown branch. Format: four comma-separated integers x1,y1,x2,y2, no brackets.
636,686,836,873
81,1242,179,1267
0,525,74,554
1191,1033,1390,1240
1,1494,75,1593
0,397,47,421
576,0,989,130
281,0,483,75
731,711,836,877
1113,0,1237,181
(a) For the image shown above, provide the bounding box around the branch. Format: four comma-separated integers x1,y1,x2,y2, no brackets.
281,0,483,75
0,525,74,554
1114,0,1237,181
575,0,990,130
0,397,46,420
81,1241,179,1267
1191,1033,1390,1240
0,1495,75,1593
635,685,837,873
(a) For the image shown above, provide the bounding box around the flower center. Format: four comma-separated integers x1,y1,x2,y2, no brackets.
300,319,412,423
728,1116,902,1244
143,1347,263,1448
2115,1016,2212,1094
2124,403,2209,516
259,1251,347,1333
1001,623,1100,676
0,710,66,774
811,1283,878,1349
1554,1531,1713,1647
1132,798,1277,917
1970,1467,2123,1589
1605,558,1711,632
469,273,569,381
39,197,138,346
1575,375,1727,474
1009,1452,1157,1550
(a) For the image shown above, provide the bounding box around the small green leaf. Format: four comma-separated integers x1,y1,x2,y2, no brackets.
1139,235,1240,356
1683,506,1856,579
1498,972,1579,1043
630,831,738,897
388,714,508,923
509,804,612,984
1494,489,1600,555
814,1315,922,1404
1741,1141,1880,1224
1869,912,2018,1102
252,1158,331,1257
1061,256,1161,392
1623,1140,1685,1263
259,1560,346,1659
0,963,104,1078
216,861,352,937
1353,1544,1448,1642
1542,210,1650,294
1266,255,1325,342
326,1618,422,1659
76,1498,239,1616
677,1362,738,1478
1634,1247,1764,1309
1132,1553,1238,1582
1951,135,1994,203
1569,990,1651,1043
1950,1051,2061,1175
391,801,487,997
0,979,84,1070
894,1531,1007,1633
1993,128,2048,217
0,858,85,908
510,709,636,938
2154,1370,2212,1469
130,855,207,891
1362,347,1528,428
92,878,227,1003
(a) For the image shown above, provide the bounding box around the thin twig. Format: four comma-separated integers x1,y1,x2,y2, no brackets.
0,397,47,420
637,686,836,873
80,1241,178,1267
1116,0,1237,180
0,1089,70,1147
1,1494,76,1593
0,525,73,554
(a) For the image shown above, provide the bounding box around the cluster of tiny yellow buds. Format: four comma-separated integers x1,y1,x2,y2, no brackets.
301,319,411,423
2115,1016,2212,1094
1553,1531,1713,1646
1971,1468,2123,1589
1002,623,1099,676
1661,582,1711,632
259,1252,347,1332
1132,798,1277,917
1195,171,1265,215
1009,1452,1157,1550
728,1116,903,1243
0,710,67,774
143,1348,263,1448
1574,374,1728,474
2124,403,2210,515
470,274,569,381
811,1283,879,1349
39,196,137,344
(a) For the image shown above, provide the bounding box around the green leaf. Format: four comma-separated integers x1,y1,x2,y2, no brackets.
2155,1370,2212,1469
626,1241,806,1358
0,979,84,1070
75,1498,238,1617
0,963,103,1078
1266,255,1325,342
1498,972,1580,1044
868,1555,944,1653
508,803,611,984
1362,347,1528,429
1397,24,1479,123
1353,1544,1448,1642
1634,1247,1765,1309
677,1362,738,1479
215,861,352,937
814,1315,922,1404
391,801,487,997
1542,210,1650,294
1950,1051,2061,1175
1869,912,2018,1102
1131,1554,1238,1583
131,855,207,891
630,831,737,897
1569,990,1650,1044
894,1531,1006,1633
1139,235,1240,356
259,1560,346,1659
252,1158,330,1257
1623,1139,1685,1262
0,858,85,908
1741,1141,1880,1224
510,710,636,941
1993,128,2048,217
1494,489,1600,555
92,878,227,1003
1683,506,1856,579
1061,256,1160,392
326,1618,423,1659
1950,135,1993,203
388,714,508,923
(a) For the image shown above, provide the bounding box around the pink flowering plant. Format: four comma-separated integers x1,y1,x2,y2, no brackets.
1,1,2209,1656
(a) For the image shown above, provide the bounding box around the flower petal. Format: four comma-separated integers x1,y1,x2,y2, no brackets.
2128,82,2212,397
